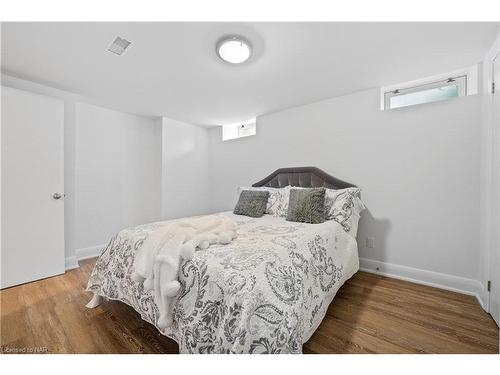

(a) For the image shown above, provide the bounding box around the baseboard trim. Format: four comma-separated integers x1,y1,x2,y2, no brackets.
76,244,105,261
359,257,486,311
476,292,488,311
65,256,79,271
65,244,105,271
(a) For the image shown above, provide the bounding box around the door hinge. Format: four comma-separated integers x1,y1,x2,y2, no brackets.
492,82,496,94
487,280,491,292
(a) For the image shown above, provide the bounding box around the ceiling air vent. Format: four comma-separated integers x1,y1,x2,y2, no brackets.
107,37,131,55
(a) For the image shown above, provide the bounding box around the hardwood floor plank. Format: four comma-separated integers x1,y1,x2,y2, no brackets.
325,297,494,353
0,258,497,354
312,316,416,353
338,284,499,339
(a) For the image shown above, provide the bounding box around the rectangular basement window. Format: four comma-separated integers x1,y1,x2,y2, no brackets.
384,75,467,110
380,65,478,111
222,118,256,141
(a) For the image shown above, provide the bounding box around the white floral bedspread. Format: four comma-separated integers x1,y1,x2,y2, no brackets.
86,212,359,354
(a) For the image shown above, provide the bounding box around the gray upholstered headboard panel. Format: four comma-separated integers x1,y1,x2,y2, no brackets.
252,167,356,190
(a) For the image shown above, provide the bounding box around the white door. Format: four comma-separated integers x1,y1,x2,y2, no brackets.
1,86,65,288
490,55,500,326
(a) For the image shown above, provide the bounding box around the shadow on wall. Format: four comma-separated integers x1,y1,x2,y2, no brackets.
357,208,391,264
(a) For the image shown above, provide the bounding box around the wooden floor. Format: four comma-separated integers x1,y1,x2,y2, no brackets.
1,258,498,354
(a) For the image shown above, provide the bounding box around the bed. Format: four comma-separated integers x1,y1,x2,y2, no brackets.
86,167,360,354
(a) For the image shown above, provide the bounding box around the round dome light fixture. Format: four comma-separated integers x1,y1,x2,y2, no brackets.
216,36,251,64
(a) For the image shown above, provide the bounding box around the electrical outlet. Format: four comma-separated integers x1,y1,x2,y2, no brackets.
366,236,375,249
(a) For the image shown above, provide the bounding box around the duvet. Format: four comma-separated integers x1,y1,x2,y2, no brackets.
86,212,359,354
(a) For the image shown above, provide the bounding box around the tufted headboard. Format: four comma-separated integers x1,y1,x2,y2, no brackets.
252,167,356,190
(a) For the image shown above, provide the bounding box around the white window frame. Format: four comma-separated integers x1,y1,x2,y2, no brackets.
384,75,467,110
222,118,256,141
380,65,478,110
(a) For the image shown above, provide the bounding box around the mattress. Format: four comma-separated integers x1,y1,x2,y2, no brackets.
86,211,359,353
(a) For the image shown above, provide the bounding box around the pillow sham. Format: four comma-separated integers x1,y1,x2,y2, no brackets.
325,187,364,235
348,196,365,236
233,190,270,218
236,186,290,217
286,188,326,224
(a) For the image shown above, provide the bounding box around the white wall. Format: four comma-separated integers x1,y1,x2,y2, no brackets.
75,103,162,250
208,89,482,290
161,117,210,220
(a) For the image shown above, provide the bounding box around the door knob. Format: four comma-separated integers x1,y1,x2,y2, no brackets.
52,193,64,200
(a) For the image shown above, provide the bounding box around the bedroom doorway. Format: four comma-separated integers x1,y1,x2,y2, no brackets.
1,86,65,288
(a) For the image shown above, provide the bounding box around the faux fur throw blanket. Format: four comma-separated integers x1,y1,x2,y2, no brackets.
132,215,237,329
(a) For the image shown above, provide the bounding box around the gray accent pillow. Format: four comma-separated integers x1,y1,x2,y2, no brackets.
233,190,270,218
286,188,326,224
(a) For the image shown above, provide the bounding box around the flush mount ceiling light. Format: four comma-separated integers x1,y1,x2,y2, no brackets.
216,36,252,64
108,36,131,55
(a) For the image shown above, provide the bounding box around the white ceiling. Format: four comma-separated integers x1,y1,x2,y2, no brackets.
2,22,498,126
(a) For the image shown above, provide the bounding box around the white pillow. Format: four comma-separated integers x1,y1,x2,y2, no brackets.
236,186,291,217
325,187,365,236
